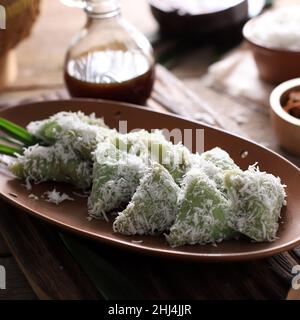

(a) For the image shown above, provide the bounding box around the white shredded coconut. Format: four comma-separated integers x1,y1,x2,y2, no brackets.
88,142,147,219
26,111,114,161
224,164,287,242
28,193,39,201
5,109,287,248
44,189,74,205
245,7,300,51
131,240,144,244
22,177,32,191
0,155,14,167
113,162,181,236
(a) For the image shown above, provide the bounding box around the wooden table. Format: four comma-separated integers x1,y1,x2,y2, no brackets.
0,0,299,300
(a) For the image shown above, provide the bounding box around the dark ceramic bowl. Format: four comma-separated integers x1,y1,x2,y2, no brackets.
149,0,249,39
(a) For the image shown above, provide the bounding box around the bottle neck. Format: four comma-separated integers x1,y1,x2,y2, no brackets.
85,0,121,19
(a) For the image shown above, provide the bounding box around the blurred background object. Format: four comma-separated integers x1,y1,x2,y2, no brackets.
270,78,300,156
149,0,269,47
0,0,40,90
244,6,300,84
150,0,248,41
63,0,155,105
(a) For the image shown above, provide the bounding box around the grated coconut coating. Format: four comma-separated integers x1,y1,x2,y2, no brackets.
191,147,240,192
200,147,238,171
88,142,146,220
166,169,235,247
27,111,114,160
224,165,287,242
9,143,92,189
112,130,192,184
113,162,181,235
13,111,287,246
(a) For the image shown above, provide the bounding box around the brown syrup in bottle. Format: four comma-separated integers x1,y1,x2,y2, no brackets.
65,50,155,105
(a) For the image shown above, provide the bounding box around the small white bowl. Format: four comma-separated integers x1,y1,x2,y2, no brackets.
270,78,300,156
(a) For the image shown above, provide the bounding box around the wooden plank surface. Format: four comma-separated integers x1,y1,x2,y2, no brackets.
70,236,293,300
0,202,101,300
0,233,10,257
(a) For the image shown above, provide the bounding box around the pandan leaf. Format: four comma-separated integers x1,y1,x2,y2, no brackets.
0,144,22,157
0,118,37,146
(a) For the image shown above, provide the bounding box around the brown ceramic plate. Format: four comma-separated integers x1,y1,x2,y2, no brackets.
0,99,299,262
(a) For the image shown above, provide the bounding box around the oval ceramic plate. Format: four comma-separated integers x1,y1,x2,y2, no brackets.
0,99,299,262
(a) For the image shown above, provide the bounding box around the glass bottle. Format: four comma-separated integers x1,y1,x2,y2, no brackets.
63,0,155,105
